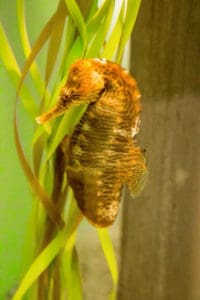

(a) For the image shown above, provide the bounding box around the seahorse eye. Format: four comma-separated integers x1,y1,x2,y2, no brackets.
103,78,113,91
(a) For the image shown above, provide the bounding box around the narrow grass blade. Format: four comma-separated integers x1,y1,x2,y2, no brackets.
45,7,66,85
12,229,67,300
46,104,87,161
51,257,62,300
13,100,65,228
59,16,76,78
12,231,64,300
65,0,87,54
62,233,83,300
70,248,83,300
0,24,37,116
16,2,68,97
19,199,38,278
86,0,111,36
116,0,141,62
62,36,85,77
101,2,125,59
84,0,98,22
86,0,114,58
16,0,45,97
97,228,118,286
12,197,82,300
32,132,46,176
0,24,20,77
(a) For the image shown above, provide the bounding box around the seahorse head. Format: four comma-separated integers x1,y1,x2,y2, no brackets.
36,59,105,124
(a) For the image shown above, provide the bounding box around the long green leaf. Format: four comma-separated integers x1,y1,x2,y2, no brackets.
45,30,84,105
46,104,86,161
97,228,118,286
20,199,38,278
31,7,67,175
85,0,98,22
86,0,111,36
86,0,114,58
62,233,82,300
65,0,87,55
70,248,83,300
0,24,20,77
12,197,82,300
101,2,125,59
116,0,141,62
16,1,68,97
62,35,85,76
13,230,66,300
13,100,65,229
32,132,47,176
13,232,65,300
16,0,45,97
45,9,66,85
58,16,76,79
0,24,37,116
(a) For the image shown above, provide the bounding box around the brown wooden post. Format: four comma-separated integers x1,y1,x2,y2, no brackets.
118,1,200,299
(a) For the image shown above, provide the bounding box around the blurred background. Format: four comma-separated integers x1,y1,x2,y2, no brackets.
119,1,200,299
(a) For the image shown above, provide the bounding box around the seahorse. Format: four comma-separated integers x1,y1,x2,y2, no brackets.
36,58,147,227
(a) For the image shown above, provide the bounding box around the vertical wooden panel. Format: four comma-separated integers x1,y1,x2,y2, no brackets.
118,1,200,299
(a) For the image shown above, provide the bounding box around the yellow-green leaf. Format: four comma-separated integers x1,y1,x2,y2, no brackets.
0,23,37,116
45,7,66,85
116,0,141,62
97,228,118,285
16,0,45,97
14,101,65,228
85,0,114,58
46,104,87,161
16,1,68,97
101,2,125,59
65,0,87,54
12,196,82,300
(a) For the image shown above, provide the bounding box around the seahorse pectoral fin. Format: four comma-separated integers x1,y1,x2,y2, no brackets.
126,147,147,197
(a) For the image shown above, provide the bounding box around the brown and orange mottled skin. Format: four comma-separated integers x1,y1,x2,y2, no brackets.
36,59,147,227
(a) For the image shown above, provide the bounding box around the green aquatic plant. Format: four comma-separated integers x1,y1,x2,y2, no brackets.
0,0,141,299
